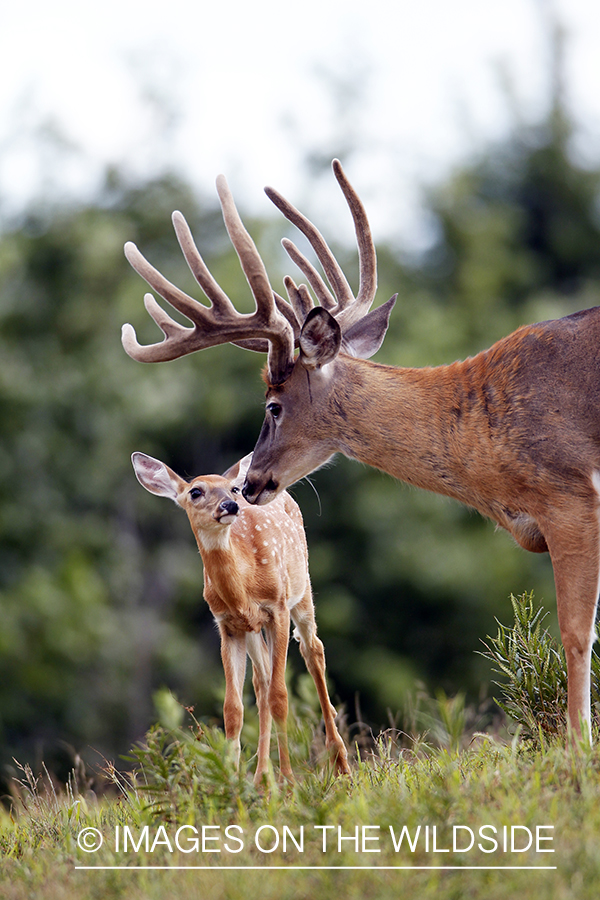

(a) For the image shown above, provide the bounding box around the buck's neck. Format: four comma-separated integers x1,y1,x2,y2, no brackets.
329,353,506,513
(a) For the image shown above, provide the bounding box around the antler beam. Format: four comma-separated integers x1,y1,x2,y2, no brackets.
122,160,385,381
264,159,378,331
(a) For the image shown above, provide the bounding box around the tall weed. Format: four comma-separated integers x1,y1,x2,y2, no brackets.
480,591,600,739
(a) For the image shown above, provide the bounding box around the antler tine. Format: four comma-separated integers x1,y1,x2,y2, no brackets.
122,240,228,362
121,289,197,363
215,175,296,382
281,238,337,312
264,186,354,313
265,160,378,332
171,210,240,319
282,276,315,325
173,209,290,354
331,159,377,320
216,176,282,330
175,208,302,350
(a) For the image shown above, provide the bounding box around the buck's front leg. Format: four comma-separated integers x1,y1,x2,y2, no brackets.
218,625,248,766
544,503,600,741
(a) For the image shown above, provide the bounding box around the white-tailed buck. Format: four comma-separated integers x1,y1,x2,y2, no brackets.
123,160,600,738
131,451,350,783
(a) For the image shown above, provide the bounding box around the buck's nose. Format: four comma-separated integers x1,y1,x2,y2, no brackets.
242,476,279,505
242,478,259,502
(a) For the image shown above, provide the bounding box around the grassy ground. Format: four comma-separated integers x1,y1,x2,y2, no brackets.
1,705,600,900
3,594,599,899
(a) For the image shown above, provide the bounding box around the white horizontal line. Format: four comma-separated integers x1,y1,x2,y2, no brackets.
75,865,557,871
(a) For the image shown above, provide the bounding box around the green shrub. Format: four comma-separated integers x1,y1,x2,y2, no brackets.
479,591,600,739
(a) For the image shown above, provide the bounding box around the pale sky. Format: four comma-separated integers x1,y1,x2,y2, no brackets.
1,0,599,246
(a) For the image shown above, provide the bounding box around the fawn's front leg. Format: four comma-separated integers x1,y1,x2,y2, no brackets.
218,625,247,766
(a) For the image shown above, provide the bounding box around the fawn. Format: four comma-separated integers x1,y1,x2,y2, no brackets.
132,450,350,783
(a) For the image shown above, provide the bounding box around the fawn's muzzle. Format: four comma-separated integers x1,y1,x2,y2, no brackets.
217,499,239,522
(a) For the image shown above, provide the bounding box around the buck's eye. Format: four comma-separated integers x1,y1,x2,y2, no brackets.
189,487,204,500
267,402,282,419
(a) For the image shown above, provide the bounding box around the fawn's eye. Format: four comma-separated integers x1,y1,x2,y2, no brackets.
267,402,282,419
189,487,204,500
231,486,240,494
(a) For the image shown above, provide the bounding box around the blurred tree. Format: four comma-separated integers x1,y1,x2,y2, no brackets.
0,169,269,777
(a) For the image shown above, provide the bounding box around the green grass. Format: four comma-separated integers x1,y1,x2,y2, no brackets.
2,595,600,899
3,716,600,898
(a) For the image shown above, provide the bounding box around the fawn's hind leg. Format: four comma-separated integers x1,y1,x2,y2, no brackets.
291,589,350,775
264,605,294,782
246,631,273,784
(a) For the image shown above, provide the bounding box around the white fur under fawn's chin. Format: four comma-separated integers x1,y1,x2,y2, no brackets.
197,525,233,552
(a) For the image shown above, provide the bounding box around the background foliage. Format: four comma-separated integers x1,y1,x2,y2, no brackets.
1,81,600,780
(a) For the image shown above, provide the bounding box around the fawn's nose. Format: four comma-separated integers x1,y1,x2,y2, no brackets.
219,499,239,517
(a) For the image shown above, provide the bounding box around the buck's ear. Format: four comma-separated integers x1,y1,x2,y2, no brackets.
132,452,182,501
299,307,342,369
222,452,253,487
341,294,397,359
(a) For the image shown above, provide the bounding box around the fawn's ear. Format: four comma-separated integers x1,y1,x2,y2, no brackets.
132,452,183,502
222,453,253,487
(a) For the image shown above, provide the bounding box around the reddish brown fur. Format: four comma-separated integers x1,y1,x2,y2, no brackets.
245,307,600,738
